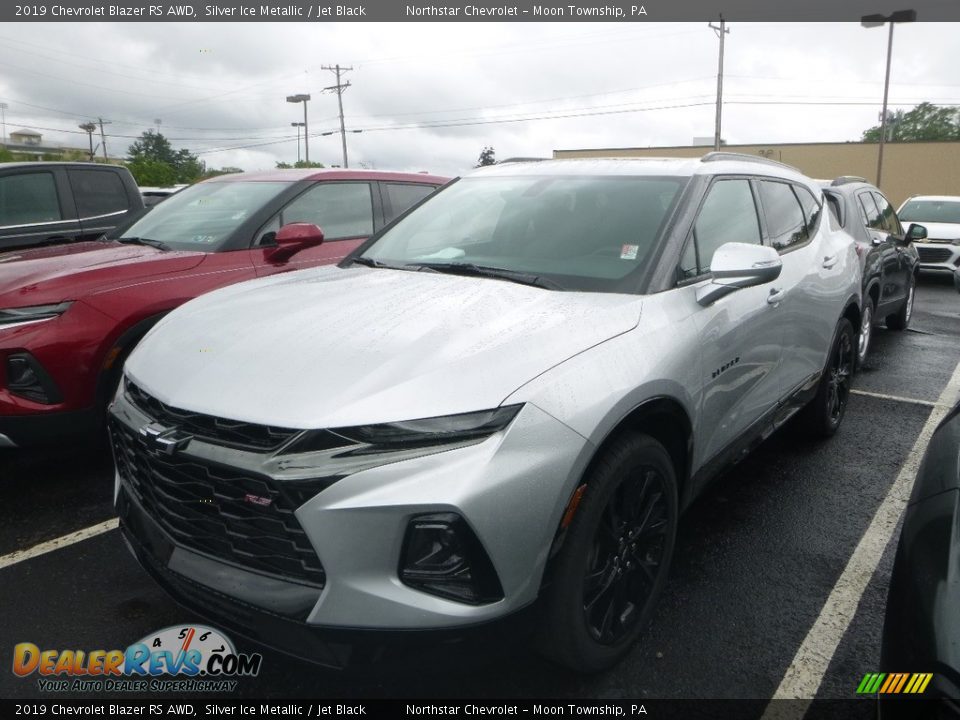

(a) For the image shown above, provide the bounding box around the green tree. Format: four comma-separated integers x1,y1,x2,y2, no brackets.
127,158,178,187
475,146,496,167
0,148,14,162
862,102,960,142
275,160,325,169
128,130,205,183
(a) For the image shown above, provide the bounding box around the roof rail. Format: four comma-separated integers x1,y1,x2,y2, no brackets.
700,151,800,172
830,176,869,186
497,157,548,164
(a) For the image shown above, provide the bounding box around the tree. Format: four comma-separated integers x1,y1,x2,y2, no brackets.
475,146,496,167
127,158,178,187
861,102,960,142
0,148,13,162
275,160,325,169
128,130,205,183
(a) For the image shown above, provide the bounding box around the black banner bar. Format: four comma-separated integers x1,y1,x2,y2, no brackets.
4,0,960,23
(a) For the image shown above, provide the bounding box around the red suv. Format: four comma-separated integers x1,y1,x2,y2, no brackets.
0,168,448,447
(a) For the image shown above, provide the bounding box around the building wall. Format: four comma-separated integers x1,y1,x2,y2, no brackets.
553,141,960,209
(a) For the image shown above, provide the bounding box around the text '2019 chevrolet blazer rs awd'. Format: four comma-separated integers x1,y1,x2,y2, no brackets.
111,154,861,672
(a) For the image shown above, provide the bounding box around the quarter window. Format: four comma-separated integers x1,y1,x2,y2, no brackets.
685,179,762,276
0,172,62,227
281,182,373,240
68,169,129,218
794,185,822,238
759,181,808,251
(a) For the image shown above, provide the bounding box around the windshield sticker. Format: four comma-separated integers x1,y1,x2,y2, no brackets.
620,244,639,260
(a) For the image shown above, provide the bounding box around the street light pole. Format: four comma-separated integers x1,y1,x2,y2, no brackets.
286,94,311,163
0,102,8,147
861,9,916,189
79,122,97,161
291,121,305,163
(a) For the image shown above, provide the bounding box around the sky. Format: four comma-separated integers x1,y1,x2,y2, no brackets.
0,21,958,177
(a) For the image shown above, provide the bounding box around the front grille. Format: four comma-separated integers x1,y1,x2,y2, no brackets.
125,381,299,452
112,421,325,587
917,246,955,263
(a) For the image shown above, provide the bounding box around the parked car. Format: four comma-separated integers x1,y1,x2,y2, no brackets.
0,162,144,252
0,169,448,448
879,399,960,717
139,184,188,207
820,177,923,366
111,154,860,672
897,195,960,274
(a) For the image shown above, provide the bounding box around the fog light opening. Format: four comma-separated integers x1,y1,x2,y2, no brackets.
400,512,503,605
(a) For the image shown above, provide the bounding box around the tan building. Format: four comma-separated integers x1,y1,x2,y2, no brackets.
553,140,960,209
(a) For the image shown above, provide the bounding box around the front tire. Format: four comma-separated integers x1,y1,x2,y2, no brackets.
856,298,874,369
886,275,915,331
800,318,855,438
539,433,678,673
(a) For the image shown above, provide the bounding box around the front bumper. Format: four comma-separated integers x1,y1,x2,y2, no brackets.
914,241,960,272
0,405,99,448
111,387,589,644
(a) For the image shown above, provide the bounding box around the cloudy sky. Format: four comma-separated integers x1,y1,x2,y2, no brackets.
1,21,958,177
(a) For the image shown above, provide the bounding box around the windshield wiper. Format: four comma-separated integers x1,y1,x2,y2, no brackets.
117,237,171,252
350,256,419,271
412,262,564,291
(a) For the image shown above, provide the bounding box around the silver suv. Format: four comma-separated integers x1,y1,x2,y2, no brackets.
110,154,861,672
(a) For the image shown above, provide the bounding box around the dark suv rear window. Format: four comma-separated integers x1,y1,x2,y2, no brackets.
68,169,129,218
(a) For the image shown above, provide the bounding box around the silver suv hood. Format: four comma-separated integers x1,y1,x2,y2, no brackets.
126,266,643,429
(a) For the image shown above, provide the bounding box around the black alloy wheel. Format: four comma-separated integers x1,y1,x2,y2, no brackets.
800,317,855,438
539,433,678,673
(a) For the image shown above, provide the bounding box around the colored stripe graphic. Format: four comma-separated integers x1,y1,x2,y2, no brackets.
859,672,933,694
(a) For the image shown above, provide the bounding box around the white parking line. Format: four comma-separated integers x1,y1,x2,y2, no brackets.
850,388,943,408
762,356,960,716
0,518,119,570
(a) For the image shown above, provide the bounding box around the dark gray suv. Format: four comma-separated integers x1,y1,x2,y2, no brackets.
0,162,144,252
821,177,924,366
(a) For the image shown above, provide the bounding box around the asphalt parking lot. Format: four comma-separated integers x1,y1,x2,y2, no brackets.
2,273,959,707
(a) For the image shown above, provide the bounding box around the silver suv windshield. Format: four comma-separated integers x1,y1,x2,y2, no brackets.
361,175,687,292
899,199,960,225
117,181,290,251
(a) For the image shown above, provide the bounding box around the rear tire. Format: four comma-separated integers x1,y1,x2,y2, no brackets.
886,275,915,331
800,318,855,438
538,433,678,673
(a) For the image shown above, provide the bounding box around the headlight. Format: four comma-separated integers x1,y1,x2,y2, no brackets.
267,405,524,485
335,405,523,448
0,302,72,328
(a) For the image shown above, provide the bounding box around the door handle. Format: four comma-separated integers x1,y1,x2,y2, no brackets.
822,254,839,269
767,288,785,305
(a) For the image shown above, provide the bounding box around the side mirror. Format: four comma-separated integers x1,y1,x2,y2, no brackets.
267,222,324,262
905,223,927,242
696,242,782,307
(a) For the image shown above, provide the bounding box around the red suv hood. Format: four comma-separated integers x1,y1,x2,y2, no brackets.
0,241,205,308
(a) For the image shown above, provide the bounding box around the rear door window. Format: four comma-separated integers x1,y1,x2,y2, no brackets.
0,172,62,227
383,183,438,222
857,192,884,231
68,169,129,218
758,180,808,251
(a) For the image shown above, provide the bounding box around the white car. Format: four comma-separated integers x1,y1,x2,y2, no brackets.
897,195,960,273
110,154,861,672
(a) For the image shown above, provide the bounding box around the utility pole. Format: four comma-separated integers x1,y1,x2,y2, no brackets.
0,102,7,147
154,118,162,134
708,16,729,152
322,64,353,168
97,117,110,161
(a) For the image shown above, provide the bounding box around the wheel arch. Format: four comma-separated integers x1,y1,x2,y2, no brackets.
94,311,170,410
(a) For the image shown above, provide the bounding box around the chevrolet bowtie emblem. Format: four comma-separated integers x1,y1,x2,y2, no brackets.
138,422,192,455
